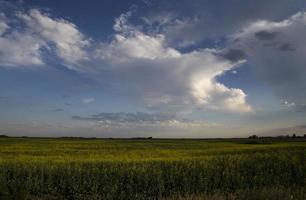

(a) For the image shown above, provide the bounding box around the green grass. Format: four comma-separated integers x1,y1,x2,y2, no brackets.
0,137,305,199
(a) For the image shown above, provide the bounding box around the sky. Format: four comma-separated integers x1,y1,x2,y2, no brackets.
1,0,306,138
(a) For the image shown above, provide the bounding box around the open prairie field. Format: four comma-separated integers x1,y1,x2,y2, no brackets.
0,137,305,200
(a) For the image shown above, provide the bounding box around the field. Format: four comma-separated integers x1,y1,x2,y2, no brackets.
0,137,305,200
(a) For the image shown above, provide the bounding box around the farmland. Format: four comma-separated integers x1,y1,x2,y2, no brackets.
0,137,305,199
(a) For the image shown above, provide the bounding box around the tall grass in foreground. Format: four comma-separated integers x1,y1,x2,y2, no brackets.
0,149,305,200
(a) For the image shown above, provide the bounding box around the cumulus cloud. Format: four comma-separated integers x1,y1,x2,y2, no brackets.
0,8,89,68
231,12,306,109
100,11,181,61
0,31,45,67
0,12,44,67
0,5,252,113
87,12,252,113
18,9,90,66
97,33,180,61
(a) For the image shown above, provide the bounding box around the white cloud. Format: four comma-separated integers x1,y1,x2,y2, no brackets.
0,7,252,113
101,11,180,61
113,11,133,32
99,32,180,61
91,15,252,113
0,13,45,67
231,12,306,109
18,9,90,67
0,9,89,68
0,31,45,67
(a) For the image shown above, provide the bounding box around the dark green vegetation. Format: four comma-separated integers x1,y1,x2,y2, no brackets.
0,137,305,199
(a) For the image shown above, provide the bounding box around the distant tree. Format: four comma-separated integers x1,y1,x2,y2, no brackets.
304,134,306,138
292,134,296,138
248,135,258,139
0,135,8,137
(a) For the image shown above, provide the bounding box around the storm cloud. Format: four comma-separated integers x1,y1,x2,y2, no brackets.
231,12,306,109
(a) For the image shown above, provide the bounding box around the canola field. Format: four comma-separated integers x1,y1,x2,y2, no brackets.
0,137,305,200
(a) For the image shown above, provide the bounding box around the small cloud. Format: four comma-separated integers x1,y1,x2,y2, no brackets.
61,94,71,99
281,101,306,112
281,101,295,107
294,104,306,112
278,43,295,52
231,70,237,74
71,112,215,129
220,49,247,62
51,108,64,112
82,98,95,104
72,112,180,123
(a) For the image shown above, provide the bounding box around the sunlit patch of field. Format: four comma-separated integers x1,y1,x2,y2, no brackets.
0,137,305,199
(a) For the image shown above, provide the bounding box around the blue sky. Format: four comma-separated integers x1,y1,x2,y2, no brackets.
0,0,306,137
